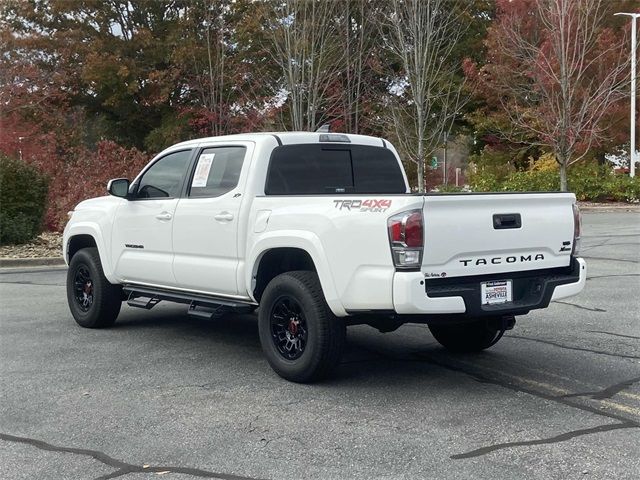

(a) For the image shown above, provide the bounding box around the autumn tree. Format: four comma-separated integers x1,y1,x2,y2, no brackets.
261,0,345,131
336,0,385,134
170,0,271,139
4,0,185,149
469,0,628,190
381,0,468,192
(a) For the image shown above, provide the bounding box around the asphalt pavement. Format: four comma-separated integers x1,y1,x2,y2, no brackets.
1,211,638,480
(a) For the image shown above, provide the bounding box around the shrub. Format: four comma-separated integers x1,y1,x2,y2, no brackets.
503,169,558,192
432,184,466,193
604,174,640,203
529,152,558,172
466,166,503,192
568,163,609,201
0,155,49,245
468,159,640,202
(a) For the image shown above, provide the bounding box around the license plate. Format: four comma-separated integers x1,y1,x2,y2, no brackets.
481,280,512,305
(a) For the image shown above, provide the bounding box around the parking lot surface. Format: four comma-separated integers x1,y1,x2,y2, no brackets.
1,211,639,480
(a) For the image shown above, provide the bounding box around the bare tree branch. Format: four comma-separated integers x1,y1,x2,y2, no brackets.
381,0,468,192
263,0,345,131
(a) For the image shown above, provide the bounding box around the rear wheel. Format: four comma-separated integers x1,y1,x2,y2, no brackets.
258,271,345,383
429,318,505,353
67,247,122,328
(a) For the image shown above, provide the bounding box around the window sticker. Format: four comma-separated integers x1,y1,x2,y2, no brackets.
192,153,215,187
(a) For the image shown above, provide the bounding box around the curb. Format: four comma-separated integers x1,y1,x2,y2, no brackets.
577,202,640,212
0,257,66,268
578,205,640,212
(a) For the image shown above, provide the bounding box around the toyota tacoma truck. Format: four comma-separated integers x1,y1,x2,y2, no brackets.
64,132,586,382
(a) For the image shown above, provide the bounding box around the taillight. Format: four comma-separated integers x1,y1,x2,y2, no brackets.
572,203,581,256
388,209,423,269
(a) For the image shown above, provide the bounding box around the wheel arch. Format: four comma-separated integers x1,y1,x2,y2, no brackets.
253,247,316,302
67,234,97,261
247,233,346,317
64,224,116,283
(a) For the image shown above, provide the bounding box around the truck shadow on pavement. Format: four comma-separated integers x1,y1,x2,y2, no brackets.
109,305,640,460
112,306,640,403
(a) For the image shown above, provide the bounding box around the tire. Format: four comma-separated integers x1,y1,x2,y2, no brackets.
258,271,345,383
66,247,122,328
428,318,504,353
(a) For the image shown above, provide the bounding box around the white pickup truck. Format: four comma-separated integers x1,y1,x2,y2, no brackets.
64,132,586,382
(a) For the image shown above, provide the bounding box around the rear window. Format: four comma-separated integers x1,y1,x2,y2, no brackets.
265,144,406,195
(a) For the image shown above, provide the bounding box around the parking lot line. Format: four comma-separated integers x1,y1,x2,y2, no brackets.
430,357,640,421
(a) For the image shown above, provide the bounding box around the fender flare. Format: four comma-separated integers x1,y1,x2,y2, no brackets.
64,223,117,284
247,231,347,317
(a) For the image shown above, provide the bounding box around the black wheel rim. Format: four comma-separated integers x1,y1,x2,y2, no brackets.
270,295,308,360
73,265,94,312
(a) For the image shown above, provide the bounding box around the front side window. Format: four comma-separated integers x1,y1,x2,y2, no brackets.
189,146,246,198
136,150,192,199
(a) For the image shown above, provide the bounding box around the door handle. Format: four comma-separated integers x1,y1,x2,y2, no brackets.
214,212,234,222
155,212,173,221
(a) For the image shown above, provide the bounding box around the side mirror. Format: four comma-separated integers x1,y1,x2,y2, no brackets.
107,178,130,199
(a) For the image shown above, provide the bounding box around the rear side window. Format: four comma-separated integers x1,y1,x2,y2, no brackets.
189,146,246,198
265,144,405,195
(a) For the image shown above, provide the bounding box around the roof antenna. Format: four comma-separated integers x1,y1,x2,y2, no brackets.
316,123,330,133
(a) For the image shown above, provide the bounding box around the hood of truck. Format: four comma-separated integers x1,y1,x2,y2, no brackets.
74,195,119,210
421,193,576,279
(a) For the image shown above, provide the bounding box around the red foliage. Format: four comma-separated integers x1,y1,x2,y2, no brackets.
465,0,630,165
0,116,150,230
44,142,150,230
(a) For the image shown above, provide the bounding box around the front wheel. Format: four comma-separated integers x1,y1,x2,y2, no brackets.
428,318,505,353
66,247,122,328
258,271,345,383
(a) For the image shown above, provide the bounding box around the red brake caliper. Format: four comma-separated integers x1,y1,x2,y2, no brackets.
288,319,298,336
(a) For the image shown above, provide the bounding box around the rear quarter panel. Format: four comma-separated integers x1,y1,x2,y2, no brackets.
246,195,423,315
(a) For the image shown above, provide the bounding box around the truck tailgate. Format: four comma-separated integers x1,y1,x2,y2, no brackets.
421,193,576,279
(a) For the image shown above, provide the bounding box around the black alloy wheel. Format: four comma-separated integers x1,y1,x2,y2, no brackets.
258,271,346,383
270,295,308,360
73,265,94,312
66,247,122,328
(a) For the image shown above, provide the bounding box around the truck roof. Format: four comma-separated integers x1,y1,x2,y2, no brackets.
171,132,388,149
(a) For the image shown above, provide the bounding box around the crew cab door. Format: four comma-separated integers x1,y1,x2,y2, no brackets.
111,149,193,286
172,143,252,295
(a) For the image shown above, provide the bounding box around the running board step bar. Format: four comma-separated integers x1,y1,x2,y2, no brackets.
126,293,160,310
187,302,229,320
122,284,256,315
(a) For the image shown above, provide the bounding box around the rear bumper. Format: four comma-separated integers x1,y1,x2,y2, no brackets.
393,257,586,316
550,258,587,301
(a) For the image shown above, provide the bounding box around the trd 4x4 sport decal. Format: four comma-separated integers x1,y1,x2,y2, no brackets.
333,199,392,213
